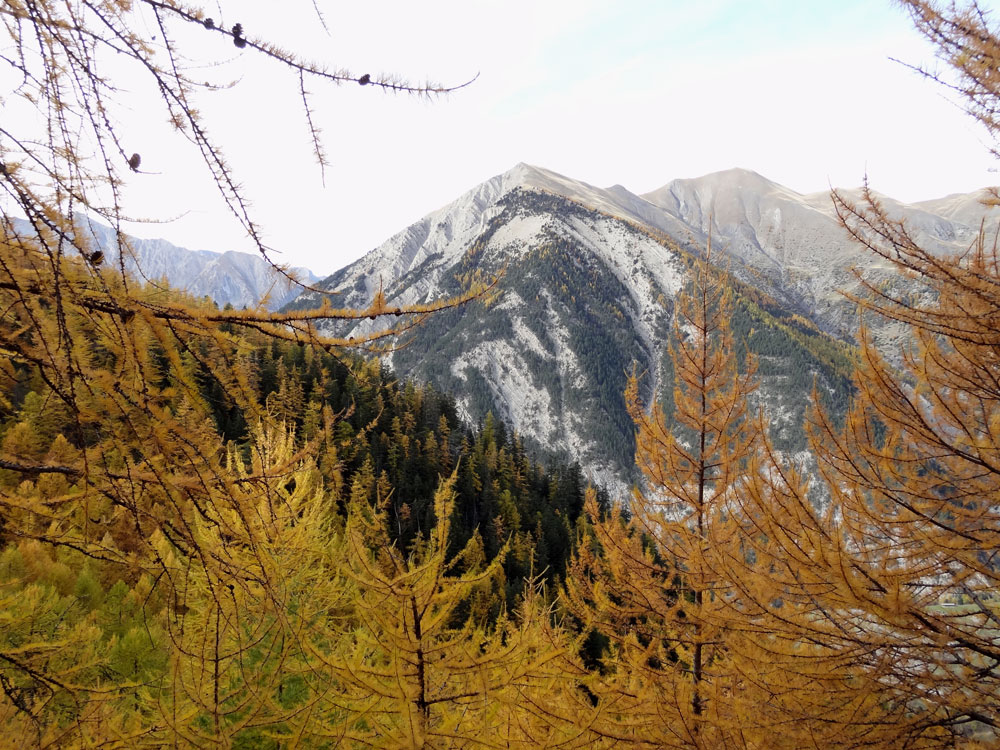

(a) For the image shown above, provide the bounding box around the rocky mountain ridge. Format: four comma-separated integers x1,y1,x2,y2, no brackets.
12,215,318,310
303,162,997,337
294,163,972,491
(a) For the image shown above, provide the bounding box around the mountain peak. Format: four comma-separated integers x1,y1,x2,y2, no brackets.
500,162,593,196
699,166,776,184
507,161,547,178
645,167,801,204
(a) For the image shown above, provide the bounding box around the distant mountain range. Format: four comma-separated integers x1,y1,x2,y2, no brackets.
12,215,318,310
288,163,999,492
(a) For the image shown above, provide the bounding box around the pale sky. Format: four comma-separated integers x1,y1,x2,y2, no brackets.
6,1,1000,276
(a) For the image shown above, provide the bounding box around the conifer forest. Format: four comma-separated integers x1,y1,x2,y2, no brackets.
1,1,999,748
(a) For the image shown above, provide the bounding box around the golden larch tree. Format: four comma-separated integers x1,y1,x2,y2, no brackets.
565,252,784,748
0,2,488,745
728,2,1000,745
312,471,600,749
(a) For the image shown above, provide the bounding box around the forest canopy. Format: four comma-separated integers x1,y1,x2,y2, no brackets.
1,0,1000,748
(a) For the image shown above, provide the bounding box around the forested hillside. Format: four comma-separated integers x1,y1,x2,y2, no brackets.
0,285,600,745
3,0,1000,748
210,337,595,596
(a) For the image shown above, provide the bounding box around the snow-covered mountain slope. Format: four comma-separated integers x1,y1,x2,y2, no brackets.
13,216,318,310
292,164,876,492
292,162,998,491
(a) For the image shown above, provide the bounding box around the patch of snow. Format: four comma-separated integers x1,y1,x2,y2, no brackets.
511,316,550,360
451,339,559,444
541,290,587,390
495,290,525,313
487,214,550,256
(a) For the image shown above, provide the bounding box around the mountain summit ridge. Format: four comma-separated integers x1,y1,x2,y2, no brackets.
306,162,997,336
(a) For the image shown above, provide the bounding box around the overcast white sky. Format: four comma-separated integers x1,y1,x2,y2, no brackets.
7,1,999,276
